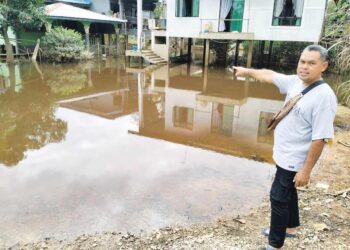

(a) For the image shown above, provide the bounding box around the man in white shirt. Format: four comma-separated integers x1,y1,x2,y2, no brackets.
233,45,337,250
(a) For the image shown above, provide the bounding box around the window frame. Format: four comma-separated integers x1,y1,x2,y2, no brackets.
271,0,304,27
175,0,200,18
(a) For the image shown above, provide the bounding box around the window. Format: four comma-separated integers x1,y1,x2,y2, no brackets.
175,0,199,17
173,106,194,129
272,0,304,26
155,36,166,44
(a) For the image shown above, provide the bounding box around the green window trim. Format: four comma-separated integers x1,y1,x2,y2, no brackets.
192,0,200,17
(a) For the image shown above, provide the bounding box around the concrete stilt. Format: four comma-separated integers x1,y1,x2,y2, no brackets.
267,41,273,68
187,38,192,64
246,40,253,68
234,40,240,66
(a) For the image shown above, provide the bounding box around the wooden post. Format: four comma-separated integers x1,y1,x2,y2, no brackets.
234,40,240,66
204,39,210,66
180,38,184,56
267,41,273,68
246,40,253,68
259,40,265,68
139,56,143,68
97,41,100,57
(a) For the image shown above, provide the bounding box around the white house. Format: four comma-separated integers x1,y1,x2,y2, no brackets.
167,0,327,42
143,0,328,66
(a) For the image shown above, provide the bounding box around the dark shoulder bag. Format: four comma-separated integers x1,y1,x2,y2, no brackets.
267,80,325,131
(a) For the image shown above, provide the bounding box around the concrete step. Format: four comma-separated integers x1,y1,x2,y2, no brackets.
141,50,167,64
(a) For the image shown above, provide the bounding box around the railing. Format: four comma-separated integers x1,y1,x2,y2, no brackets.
199,18,250,33
125,15,137,23
148,19,167,30
272,17,302,26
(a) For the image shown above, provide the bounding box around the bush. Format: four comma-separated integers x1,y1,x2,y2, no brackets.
42,27,85,62
80,50,94,60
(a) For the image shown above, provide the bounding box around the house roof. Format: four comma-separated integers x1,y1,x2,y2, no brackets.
45,3,127,24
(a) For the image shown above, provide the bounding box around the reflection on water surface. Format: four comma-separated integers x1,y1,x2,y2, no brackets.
0,59,283,247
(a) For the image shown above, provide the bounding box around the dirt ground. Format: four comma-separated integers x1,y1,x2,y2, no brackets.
8,105,350,250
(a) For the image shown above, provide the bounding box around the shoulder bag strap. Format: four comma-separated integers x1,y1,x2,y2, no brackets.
301,79,325,96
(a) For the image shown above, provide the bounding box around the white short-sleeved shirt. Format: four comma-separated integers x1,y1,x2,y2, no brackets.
272,73,337,172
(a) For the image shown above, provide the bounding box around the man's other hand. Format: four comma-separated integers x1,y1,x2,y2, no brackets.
293,170,311,187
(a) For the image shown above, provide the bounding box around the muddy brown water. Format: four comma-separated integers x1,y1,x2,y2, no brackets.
0,59,295,247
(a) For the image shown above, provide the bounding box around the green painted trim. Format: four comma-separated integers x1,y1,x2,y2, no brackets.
230,0,245,32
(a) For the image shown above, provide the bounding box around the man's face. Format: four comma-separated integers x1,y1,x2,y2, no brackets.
297,50,328,84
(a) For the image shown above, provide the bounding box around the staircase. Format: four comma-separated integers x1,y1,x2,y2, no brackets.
141,50,167,65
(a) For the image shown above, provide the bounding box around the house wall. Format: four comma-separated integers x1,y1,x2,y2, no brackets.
167,0,327,42
167,0,220,38
245,0,327,42
90,0,111,14
17,31,45,47
151,30,168,60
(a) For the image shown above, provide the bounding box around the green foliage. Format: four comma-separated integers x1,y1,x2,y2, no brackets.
41,27,85,63
322,0,350,73
324,0,350,38
153,2,164,19
0,0,46,32
337,79,350,106
322,0,350,106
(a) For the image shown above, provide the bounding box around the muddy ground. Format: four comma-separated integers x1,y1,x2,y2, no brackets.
8,105,350,250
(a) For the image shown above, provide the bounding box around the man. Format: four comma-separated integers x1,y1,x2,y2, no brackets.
233,45,337,250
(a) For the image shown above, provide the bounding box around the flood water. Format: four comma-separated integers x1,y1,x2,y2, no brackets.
0,59,287,246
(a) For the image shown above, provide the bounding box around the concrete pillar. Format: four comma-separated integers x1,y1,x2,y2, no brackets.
45,20,53,32
83,22,91,51
138,73,144,128
119,0,125,19
246,40,253,68
203,66,208,91
187,38,192,64
180,38,184,56
114,24,119,54
137,0,143,51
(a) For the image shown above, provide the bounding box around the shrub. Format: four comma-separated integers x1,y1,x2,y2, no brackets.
80,50,94,60
42,27,85,62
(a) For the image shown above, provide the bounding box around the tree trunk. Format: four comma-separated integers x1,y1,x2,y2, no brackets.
2,25,15,64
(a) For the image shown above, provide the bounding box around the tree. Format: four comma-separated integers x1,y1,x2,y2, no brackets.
0,0,46,63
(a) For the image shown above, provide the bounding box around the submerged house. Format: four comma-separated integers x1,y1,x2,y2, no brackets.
135,0,328,66
15,0,127,52
130,64,285,162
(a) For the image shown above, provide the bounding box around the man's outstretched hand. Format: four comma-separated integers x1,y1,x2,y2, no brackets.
232,66,250,77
